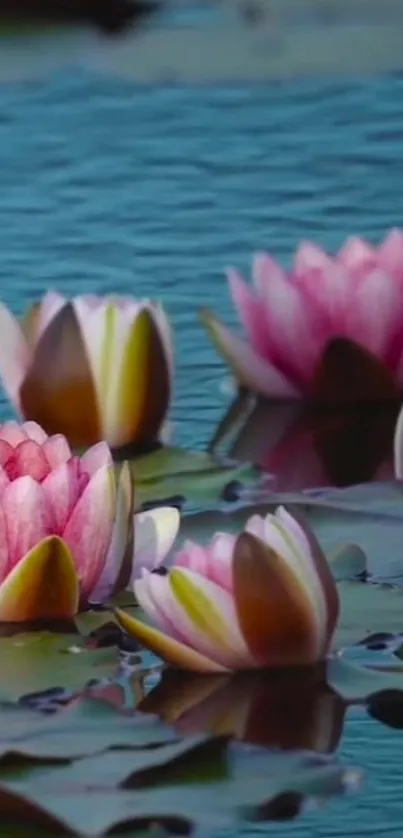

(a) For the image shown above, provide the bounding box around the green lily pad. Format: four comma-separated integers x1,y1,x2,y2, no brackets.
0,633,118,701
132,446,260,507
327,657,403,701
335,581,403,648
179,488,403,580
0,738,357,836
0,698,177,761
20,733,227,787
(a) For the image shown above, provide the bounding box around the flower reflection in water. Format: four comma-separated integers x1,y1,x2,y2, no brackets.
138,666,346,754
211,393,399,491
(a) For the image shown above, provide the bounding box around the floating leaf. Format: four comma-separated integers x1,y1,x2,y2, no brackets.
327,657,403,702
327,544,367,582
0,698,177,761
132,446,260,507
335,582,403,649
0,633,118,702
178,488,403,581
22,733,228,789
0,742,357,836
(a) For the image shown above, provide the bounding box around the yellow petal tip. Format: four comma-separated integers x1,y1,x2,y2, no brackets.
0,536,79,623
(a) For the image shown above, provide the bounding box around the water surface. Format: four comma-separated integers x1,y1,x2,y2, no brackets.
0,69,403,835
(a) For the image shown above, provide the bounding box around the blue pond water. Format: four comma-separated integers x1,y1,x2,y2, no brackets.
0,69,403,835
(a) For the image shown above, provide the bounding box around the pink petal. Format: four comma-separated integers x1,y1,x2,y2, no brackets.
21,421,48,444
293,241,333,275
67,456,90,494
8,440,51,482
176,535,235,593
207,533,236,592
0,440,13,467
0,421,29,446
337,236,376,275
42,462,82,534
292,245,351,326
0,467,10,496
254,256,325,384
61,463,114,601
377,228,403,281
346,270,403,359
80,441,113,477
252,251,287,296
42,435,72,469
175,540,210,576
0,506,9,583
2,476,50,571
201,309,298,399
0,304,30,407
227,268,270,358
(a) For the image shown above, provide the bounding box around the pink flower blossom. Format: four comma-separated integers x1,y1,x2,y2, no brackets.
202,230,403,401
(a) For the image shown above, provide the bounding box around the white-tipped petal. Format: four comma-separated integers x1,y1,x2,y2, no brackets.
81,441,113,476
35,291,68,341
132,506,180,581
89,463,133,604
62,463,115,602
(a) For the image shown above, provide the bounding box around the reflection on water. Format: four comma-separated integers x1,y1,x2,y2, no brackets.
211,394,399,490
210,337,403,490
138,667,346,753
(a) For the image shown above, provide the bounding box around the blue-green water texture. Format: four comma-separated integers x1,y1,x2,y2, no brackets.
1,69,403,836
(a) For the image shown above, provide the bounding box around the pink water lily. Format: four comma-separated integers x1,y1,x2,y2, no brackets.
201,229,403,402
0,291,173,449
0,421,180,622
115,506,339,673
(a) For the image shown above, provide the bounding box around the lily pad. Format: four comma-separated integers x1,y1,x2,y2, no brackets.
178,487,403,580
0,632,118,702
132,446,260,508
0,698,177,761
335,582,403,648
0,740,358,836
327,657,403,701
21,733,228,787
